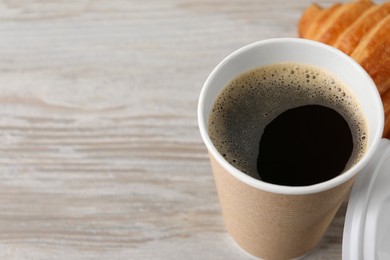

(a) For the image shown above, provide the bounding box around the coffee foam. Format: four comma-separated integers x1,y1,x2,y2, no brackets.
208,62,367,180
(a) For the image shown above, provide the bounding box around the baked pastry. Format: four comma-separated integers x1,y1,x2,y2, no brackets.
383,90,390,137
351,14,390,95
299,0,390,138
299,3,342,39
334,2,390,55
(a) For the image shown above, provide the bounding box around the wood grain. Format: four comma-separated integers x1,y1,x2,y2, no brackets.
0,0,377,259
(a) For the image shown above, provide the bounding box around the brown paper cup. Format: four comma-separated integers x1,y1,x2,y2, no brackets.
198,39,384,260
210,154,354,259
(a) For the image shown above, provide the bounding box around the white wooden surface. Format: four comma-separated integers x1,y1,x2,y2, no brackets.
0,0,371,259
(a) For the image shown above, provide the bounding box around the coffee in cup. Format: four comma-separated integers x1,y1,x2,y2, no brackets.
208,62,367,186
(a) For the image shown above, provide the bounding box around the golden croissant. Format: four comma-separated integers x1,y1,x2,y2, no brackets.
299,0,390,138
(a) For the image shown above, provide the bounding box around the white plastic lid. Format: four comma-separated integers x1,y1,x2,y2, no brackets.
343,139,390,260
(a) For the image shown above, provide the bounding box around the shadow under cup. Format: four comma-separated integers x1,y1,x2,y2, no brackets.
198,38,384,260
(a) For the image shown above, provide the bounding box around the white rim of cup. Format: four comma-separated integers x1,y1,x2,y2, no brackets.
198,38,384,195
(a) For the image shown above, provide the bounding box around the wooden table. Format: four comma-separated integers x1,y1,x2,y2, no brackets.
0,1,374,259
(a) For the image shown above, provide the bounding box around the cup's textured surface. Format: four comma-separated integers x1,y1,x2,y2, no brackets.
210,155,355,259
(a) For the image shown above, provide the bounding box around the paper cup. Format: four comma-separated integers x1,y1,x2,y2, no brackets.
198,38,385,259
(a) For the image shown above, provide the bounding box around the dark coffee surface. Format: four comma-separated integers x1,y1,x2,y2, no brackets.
208,62,367,184
257,105,353,186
